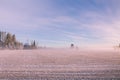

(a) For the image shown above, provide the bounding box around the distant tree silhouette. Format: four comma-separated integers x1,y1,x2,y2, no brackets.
71,43,74,48
31,40,37,49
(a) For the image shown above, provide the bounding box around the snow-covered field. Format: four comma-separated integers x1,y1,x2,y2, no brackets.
0,48,120,79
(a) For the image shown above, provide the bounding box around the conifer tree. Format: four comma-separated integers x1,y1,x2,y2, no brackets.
5,33,12,47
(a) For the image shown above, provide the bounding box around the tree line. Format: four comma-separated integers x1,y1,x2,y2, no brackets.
4,33,23,49
0,32,23,49
0,31,38,49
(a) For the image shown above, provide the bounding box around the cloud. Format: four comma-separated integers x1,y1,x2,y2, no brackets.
0,0,55,29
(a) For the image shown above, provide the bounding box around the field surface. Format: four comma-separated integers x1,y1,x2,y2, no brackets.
0,49,120,80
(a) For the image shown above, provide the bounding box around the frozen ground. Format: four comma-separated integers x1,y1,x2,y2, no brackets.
0,48,120,80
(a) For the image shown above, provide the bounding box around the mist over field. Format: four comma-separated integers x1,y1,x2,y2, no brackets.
0,49,120,79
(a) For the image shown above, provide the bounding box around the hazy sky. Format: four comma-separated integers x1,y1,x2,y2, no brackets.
0,0,120,48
